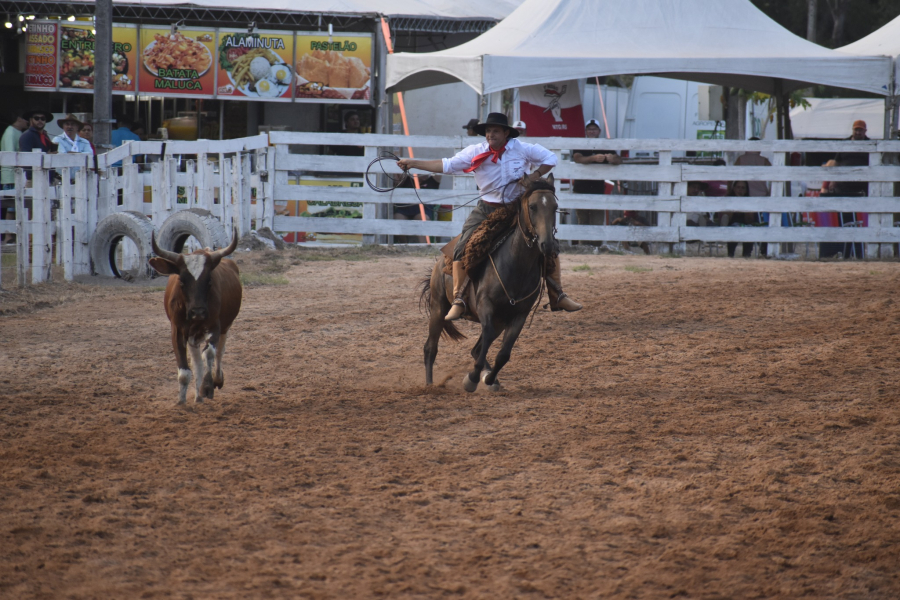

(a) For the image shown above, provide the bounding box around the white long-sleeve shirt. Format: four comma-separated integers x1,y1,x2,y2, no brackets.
442,138,557,204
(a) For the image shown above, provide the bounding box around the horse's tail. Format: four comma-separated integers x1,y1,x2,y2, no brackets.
418,265,466,342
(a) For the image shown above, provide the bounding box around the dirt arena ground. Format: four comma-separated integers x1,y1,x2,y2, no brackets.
2,247,900,599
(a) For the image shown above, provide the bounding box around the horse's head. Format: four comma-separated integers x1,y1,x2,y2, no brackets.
519,173,559,256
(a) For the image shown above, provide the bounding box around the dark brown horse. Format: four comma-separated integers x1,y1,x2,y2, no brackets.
421,174,559,392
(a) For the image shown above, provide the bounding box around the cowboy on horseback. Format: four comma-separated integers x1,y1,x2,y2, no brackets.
397,112,582,321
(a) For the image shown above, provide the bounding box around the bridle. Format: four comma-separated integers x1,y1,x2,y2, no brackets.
488,185,557,306
517,187,558,250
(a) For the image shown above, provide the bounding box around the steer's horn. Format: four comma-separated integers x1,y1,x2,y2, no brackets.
151,232,182,263
210,227,240,261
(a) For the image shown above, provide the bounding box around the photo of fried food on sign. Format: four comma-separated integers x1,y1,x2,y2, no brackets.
217,30,293,100
295,33,372,103
139,27,216,97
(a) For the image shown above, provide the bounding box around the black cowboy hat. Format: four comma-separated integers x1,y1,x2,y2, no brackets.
473,112,519,138
25,109,53,121
462,118,479,130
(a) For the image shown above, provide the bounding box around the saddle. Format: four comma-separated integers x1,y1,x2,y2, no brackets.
440,199,520,276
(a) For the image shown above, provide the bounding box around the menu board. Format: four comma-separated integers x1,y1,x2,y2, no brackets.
139,27,217,97
58,23,138,93
216,30,294,101
24,21,58,90
294,33,372,104
23,25,376,105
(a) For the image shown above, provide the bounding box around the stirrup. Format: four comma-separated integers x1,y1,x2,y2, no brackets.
445,298,467,321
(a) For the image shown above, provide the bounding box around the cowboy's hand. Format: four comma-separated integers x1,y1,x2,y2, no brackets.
397,158,413,171
528,171,543,182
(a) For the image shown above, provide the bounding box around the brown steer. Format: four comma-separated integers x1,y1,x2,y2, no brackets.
149,229,242,404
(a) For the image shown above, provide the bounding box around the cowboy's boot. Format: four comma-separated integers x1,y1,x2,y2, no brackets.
546,256,583,312
445,261,471,321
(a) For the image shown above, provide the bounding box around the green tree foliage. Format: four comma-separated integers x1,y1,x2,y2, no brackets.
751,0,898,48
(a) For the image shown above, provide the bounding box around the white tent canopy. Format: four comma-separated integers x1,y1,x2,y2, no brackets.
837,14,900,136
386,0,893,96
838,14,899,96
66,0,524,20
789,99,885,139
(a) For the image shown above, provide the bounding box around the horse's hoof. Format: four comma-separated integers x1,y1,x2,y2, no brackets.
481,370,500,391
463,373,479,393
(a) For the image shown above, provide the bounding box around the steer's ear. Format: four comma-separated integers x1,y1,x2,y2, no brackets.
546,173,554,188
149,257,179,276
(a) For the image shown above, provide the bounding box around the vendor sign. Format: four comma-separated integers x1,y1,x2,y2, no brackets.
294,33,372,104
518,80,585,137
216,30,294,100
24,21,58,90
139,27,216,97
58,23,137,93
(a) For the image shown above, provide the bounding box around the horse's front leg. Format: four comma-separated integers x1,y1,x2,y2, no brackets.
482,314,528,390
470,334,493,375
464,318,499,392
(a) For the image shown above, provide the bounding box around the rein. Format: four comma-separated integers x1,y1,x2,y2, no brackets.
487,187,549,307
489,254,544,306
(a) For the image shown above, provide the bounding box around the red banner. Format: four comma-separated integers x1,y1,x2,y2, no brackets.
518,80,584,137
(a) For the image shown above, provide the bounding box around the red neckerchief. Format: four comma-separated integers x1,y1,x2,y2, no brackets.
463,142,506,173
38,130,51,149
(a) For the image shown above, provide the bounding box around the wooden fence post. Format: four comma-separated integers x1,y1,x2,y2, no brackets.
73,169,90,276
768,152,786,257
15,168,27,286
262,148,275,230
657,150,673,255
31,164,52,283
60,168,74,280
867,152,891,259
672,178,687,256
241,152,252,235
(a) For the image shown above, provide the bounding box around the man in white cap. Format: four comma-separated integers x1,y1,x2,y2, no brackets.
513,120,527,136
398,112,582,319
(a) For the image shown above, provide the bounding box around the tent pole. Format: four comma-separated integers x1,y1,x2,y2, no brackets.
774,79,784,140
379,16,430,245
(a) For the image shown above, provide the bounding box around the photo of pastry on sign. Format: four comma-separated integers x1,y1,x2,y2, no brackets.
295,50,370,100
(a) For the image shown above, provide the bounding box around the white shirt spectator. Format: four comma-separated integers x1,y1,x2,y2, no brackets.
442,138,557,204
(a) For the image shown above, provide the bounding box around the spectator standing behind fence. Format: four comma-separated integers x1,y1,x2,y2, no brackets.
18,109,55,155
734,137,771,197
79,122,96,155
18,109,57,183
571,118,621,234
724,180,767,258
832,119,870,197
463,118,479,137
1,109,28,243
52,114,92,155
513,120,527,137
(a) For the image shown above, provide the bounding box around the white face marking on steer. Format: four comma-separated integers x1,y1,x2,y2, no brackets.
542,196,547,206
184,254,207,281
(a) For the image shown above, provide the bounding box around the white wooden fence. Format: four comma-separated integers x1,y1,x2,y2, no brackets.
0,135,270,288
268,132,900,259
2,132,899,289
